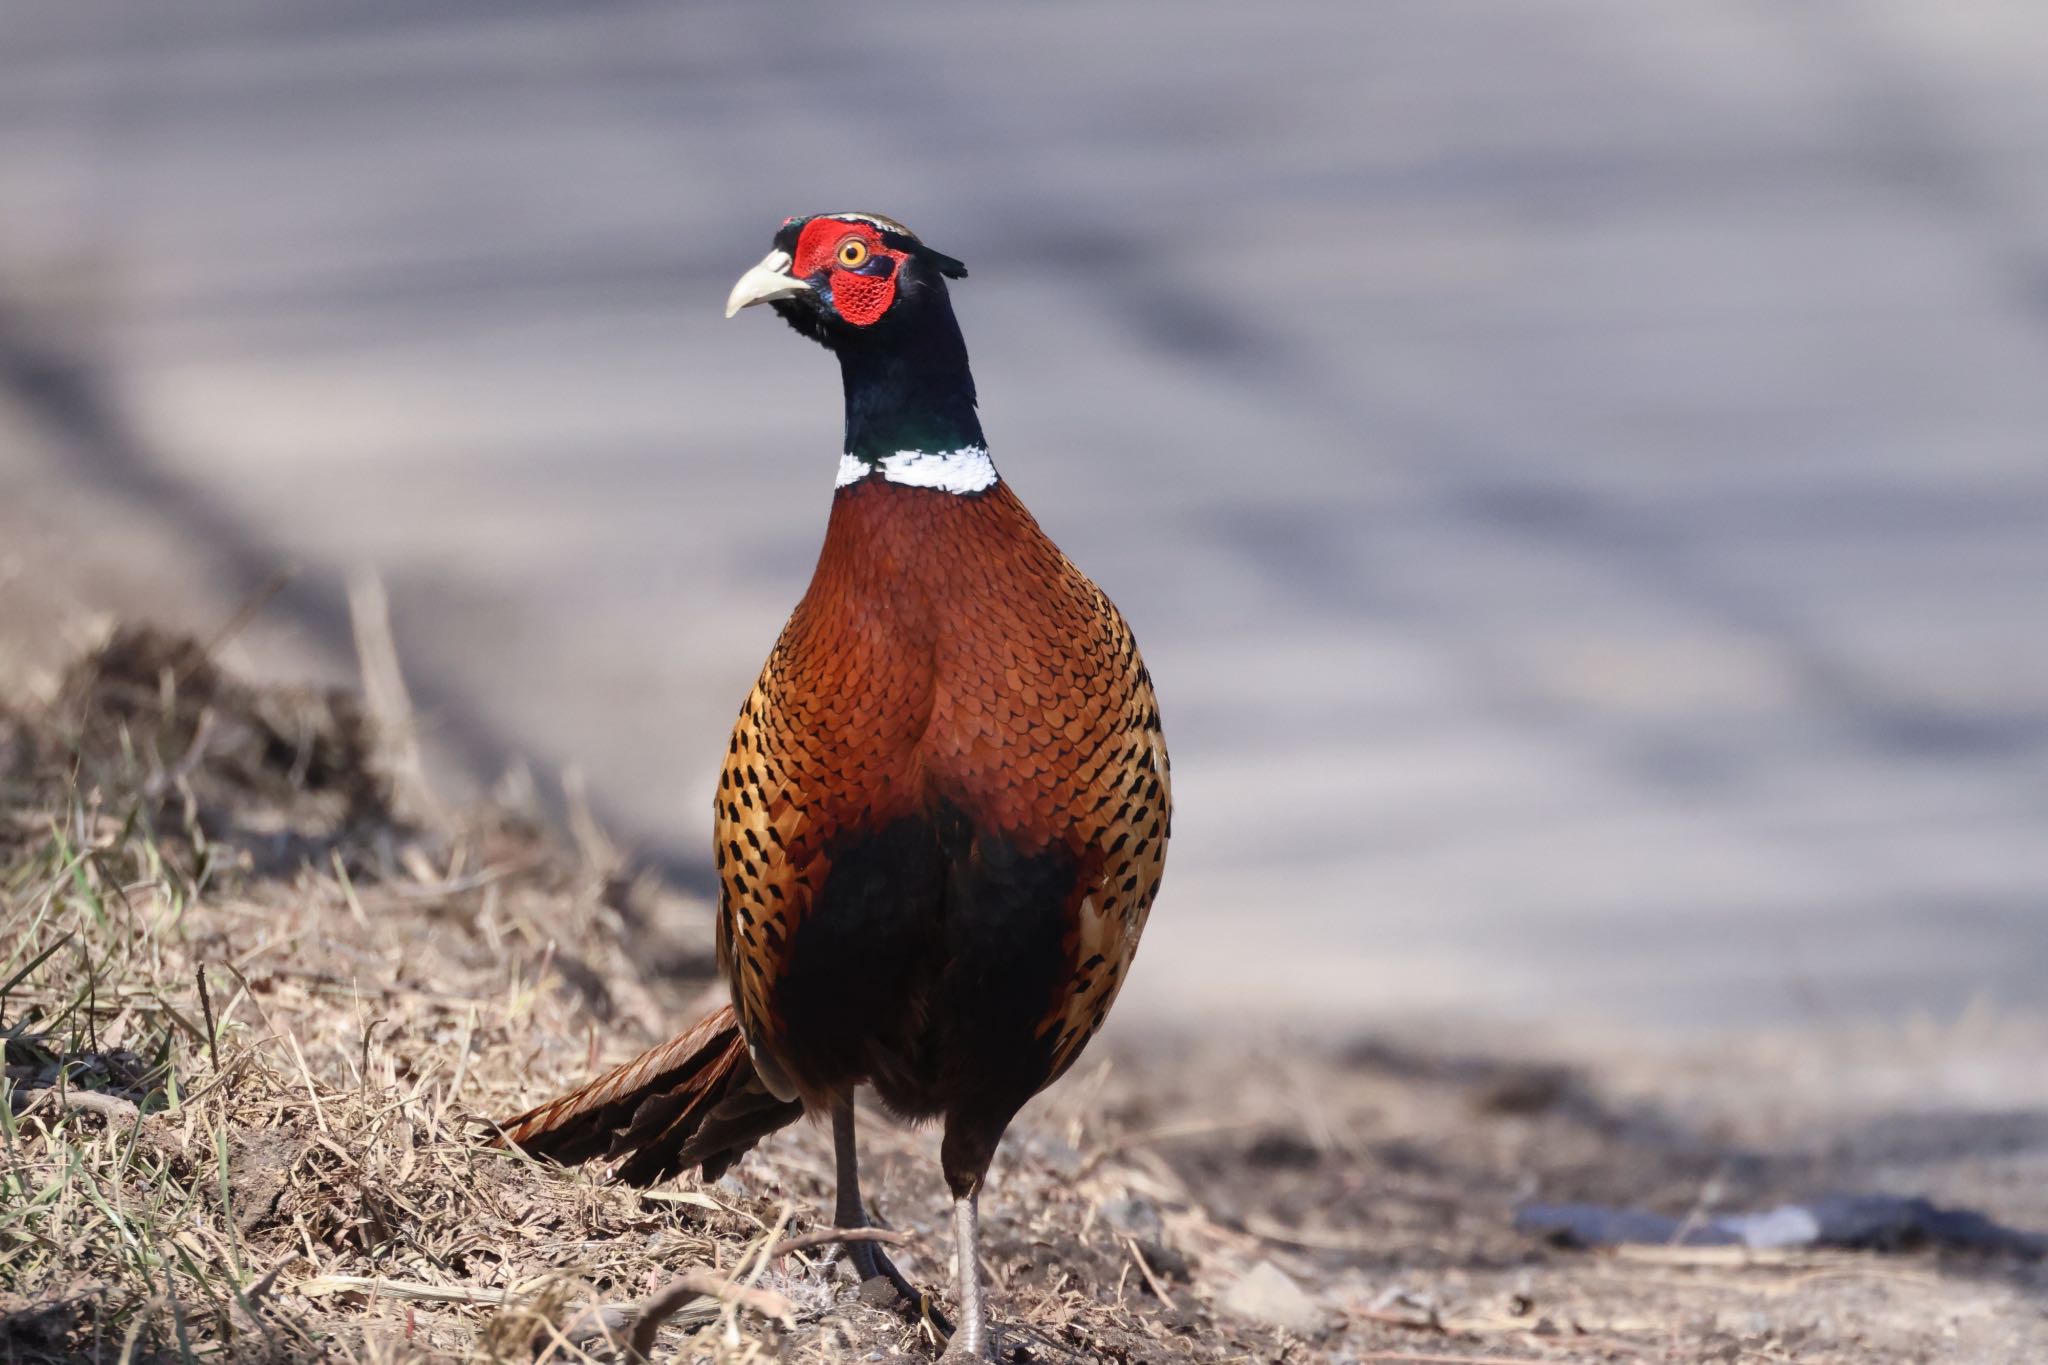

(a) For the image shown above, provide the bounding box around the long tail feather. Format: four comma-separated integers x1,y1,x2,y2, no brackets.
497,1004,802,1186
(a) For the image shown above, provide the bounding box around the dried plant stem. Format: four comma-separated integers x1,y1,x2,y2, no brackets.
297,1276,511,1305
346,569,440,822
9,1086,145,1125
769,1226,910,1259
566,1271,796,1359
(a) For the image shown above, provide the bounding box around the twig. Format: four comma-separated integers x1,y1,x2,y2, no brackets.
383,857,540,902
347,569,440,822
1351,1305,1446,1332
436,1007,477,1133
733,1205,794,1327
204,565,298,657
565,1272,795,1359
1363,1354,1578,1365
561,765,617,875
297,1275,510,1305
10,1085,145,1125
640,1273,793,1352
1350,1305,1574,1338
1610,1244,1807,1267
172,1046,258,1109
768,1226,910,1259
196,963,221,1073
281,1027,331,1134
1120,1235,1177,1310
142,708,217,800
228,1251,298,1334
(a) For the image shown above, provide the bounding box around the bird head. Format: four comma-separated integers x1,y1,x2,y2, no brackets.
724,212,969,347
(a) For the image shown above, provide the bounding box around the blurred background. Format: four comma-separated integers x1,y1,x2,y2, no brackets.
4,0,2045,1039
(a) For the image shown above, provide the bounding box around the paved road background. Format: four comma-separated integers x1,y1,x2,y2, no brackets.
4,1,2045,1034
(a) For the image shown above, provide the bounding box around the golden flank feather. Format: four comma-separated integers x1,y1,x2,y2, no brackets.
1036,602,1171,1084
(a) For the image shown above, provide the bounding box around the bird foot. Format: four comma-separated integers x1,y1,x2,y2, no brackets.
933,1315,997,1362
847,1246,955,1339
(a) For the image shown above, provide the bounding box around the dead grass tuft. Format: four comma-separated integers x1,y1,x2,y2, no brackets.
1,625,823,1362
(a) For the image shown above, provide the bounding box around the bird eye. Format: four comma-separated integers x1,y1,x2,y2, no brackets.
836,237,870,268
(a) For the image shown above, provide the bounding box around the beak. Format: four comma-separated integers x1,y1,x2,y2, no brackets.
724,249,812,318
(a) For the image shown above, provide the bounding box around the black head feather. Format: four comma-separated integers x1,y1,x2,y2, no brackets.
755,212,984,459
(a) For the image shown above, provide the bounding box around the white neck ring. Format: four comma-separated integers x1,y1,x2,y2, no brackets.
837,446,999,495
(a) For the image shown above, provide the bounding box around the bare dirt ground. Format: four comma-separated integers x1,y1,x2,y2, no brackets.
3,628,2044,1364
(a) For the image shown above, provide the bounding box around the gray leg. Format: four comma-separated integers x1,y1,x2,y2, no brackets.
938,1189,986,1360
832,1099,952,1334
831,1100,872,1246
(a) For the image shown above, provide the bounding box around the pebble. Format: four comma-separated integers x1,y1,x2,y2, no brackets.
1135,1237,1192,1282
1032,1134,1085,1175
1221,1261,1325,1336
855,1275,903,1309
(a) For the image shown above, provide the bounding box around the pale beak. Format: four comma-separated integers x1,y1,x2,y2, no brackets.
724,249,812,318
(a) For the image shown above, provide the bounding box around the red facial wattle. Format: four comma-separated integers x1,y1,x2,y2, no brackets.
790,218,905,328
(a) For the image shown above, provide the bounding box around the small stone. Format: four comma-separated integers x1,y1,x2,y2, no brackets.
1136,1237,1192,1282
1714,1309,1772,1339
855,1275,901,1309
1244,1129,1322,1170
1221,1261,1325,1336
1032,1135,1085,1175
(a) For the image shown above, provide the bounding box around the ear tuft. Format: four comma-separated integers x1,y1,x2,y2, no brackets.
877,227,969,280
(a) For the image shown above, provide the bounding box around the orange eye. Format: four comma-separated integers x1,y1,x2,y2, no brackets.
836,237,870,268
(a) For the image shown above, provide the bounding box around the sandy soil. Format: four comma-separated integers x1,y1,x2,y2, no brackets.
2,630,2044,1364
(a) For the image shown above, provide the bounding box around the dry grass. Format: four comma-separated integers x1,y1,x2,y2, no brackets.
3,624,2045,1365
0,626,788,1362
0,627,1299,1364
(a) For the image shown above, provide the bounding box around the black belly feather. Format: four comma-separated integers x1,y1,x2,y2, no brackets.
771,800,1079,1130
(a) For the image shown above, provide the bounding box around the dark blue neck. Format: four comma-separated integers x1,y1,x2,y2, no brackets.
838,302,984,460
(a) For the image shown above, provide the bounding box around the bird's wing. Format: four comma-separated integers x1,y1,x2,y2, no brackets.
715,631,929,1094
1033,594,1172,1086
715,670,832,1084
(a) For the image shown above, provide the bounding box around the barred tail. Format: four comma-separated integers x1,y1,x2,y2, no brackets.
497,1004,802,1186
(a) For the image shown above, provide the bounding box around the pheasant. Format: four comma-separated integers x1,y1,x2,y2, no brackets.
498,213,1171,1360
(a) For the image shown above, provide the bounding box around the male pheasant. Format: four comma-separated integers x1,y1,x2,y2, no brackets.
498,213,1171,1359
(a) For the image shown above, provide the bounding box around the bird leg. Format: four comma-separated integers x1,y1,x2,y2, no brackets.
832,1099,952,1334
938,1188,986,1361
